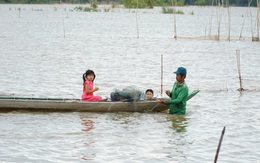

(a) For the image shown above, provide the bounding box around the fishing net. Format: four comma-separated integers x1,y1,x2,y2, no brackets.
110,87,144,102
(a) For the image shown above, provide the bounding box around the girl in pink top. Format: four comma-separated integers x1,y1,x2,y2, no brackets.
82,70,105,101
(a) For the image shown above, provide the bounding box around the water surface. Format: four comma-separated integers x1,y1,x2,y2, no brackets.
0,4,260,163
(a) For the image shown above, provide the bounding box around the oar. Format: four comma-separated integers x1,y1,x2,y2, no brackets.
187,90,200,101
214,126,226,163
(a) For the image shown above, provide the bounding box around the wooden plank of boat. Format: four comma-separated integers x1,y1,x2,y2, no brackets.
0,90,199,113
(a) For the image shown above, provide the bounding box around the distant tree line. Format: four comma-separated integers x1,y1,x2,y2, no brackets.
0,0,258,7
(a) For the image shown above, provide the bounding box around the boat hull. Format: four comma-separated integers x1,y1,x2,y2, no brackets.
0,90,199,113
0,99,169,112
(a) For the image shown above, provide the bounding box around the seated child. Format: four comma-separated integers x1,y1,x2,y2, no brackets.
82,70,107,101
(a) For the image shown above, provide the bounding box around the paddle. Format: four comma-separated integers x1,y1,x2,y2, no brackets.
187,90,200,101
214,126,226,163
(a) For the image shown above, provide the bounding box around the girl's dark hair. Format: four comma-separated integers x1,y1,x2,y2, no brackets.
145,89,154,94
83,69,96,85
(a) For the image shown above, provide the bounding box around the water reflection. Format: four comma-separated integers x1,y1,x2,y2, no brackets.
79,114,96,161
81,117,95,132
169,115,188,133
163,115,190,162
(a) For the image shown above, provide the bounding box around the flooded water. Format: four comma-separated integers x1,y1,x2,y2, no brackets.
0,4,260,162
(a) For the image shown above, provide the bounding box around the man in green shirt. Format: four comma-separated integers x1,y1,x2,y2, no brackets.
157,67,189,115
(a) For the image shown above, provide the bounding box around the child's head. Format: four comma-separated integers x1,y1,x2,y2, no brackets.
83,70,96,84
145,89,154,100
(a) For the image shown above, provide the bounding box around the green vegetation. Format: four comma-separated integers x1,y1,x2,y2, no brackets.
170,0,185,6
103,8,110,12
91,1,97,9
122,0,154,8
74,2,100,12
162,7,184,14
194,0,207,6
74,6,92,12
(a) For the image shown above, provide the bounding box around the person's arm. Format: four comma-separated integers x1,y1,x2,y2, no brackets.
165,88,188,104
85,84,99,93
157,90,172,104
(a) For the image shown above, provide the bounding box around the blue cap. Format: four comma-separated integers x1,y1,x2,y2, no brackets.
174,67,187,75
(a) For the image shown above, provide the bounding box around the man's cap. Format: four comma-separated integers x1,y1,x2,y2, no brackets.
174,67,187,75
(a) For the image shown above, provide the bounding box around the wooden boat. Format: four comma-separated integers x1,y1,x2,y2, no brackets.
0,90,199,113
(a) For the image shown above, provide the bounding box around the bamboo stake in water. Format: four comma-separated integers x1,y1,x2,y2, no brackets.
256,1,260,40
248,0,254,39
236,50,244,91
160,55,163,97
214,126,226,163
172,0,177,39
63,17,65,38
227,0,231,41
216,0,222,40
18,7,21,18
136,0,139,39
208,0,214,39
257,0,260,38
61,5,66,38
240,0,252,40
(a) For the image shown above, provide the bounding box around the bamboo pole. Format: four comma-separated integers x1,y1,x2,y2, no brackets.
172,0,177,39
239,0,252,40
248,0,254,39
160,55,163,97
136,0,139,39
63,17,65,38
227,0,231,41
253,0,260,41
214,126,226,163
239,9,247,40
208,0,214,39
61,3,65,38
216,0,222,40
18,7,21,18
236,50,244,91
258,0,260,39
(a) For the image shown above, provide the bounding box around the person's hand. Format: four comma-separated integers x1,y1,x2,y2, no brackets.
156,99,165,104
94,87,99,91
165,90,170,96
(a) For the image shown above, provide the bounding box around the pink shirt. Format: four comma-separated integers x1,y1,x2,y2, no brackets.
82,80,102,101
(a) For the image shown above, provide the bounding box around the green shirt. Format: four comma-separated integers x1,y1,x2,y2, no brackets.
165,81,189,115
